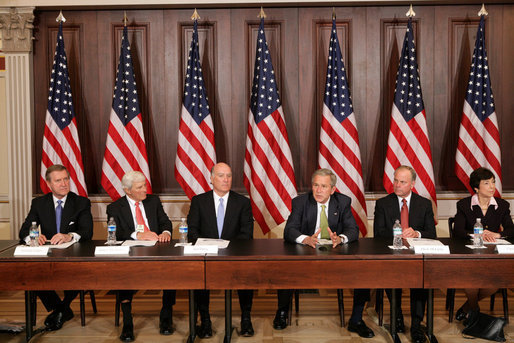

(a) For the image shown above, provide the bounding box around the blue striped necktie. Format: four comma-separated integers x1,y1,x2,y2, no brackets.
56,200,63,233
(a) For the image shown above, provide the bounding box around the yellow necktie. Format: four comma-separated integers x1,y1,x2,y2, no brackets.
320,204,330,239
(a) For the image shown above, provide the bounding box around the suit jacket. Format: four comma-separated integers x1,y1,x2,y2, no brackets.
374,192,436,239
19,192,93,242
187,190,253,242
106,194,172,240
283,191,359,244
454,196,514,239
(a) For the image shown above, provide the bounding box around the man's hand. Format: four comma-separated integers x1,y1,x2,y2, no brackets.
38,234,48,245
158,232,171,243
50,233,73,245
483,230,500,242
402,227,419,238
136,231,159,241
327,227,342,248
302,228,321,248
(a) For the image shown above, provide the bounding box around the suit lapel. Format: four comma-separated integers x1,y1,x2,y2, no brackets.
45,193,57,234
121,197,136,232
142,197,155,232
60,193,74,230
206,191,219,237
307,194,318,235
327,196,339,230
223,192,236,236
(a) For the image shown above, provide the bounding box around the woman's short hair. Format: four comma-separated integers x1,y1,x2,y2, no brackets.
121,171,146,190
469,167,495,192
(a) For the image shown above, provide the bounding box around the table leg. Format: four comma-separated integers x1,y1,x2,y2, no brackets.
224,290,233,343
187,290,196,343
390,289,401,343
25,291,33,342
427,289,438,343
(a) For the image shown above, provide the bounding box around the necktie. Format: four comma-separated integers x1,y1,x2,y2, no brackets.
135,202,149,232
56,200,63,233
401,198,409,230
217,198,225,238
320,204,330,239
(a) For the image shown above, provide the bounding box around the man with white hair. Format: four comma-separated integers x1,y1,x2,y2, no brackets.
106,170,175,342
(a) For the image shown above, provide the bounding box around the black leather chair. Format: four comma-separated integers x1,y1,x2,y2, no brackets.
29,290,97,327
289,289,345,327
446,216,509,323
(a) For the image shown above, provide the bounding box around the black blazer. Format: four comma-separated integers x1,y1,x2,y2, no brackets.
187,190,253,242
374,192,436,239
106,194,172,240
454,196,514,239
19,192,93,242
283,191,359,244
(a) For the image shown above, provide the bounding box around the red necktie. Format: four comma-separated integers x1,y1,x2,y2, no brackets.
135,202,149,232
401,198,409,230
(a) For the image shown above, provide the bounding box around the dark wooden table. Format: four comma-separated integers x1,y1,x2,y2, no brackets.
0,240,204,342
424,238,514,343
205,238,423,343
0,240,19,252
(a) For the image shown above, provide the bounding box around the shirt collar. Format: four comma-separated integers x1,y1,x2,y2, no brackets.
52,194,67,207
213,191,229,204
471,194,498,210
126,196,140,207
317,196,331,210
397,192,412,207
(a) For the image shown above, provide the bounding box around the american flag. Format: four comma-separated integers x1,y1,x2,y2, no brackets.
101,26,152,200
175,20,216,199
244,19,297,234
383,18,437,210
455,16,502,196
318,19,368,236
41,22,87,196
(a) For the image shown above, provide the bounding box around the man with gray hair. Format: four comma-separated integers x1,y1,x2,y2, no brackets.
274,169,374,338
106,170,175,341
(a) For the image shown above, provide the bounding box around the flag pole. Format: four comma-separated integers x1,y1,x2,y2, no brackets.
478,3,488,16
406,4,416,18
191,8,200,21
56,10,66,23
258,7,267,19
123,11,127,27
332,7,336,20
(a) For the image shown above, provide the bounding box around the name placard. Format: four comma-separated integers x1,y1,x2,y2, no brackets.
496,245,514,254
14,246,49,256
183,245,218,255
414,245,450,255
95,246,130,256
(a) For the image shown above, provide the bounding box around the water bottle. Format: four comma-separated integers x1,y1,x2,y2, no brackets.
178,218,188,243
29,222,39,247
473,218,484,248
107,217,117,245
393,219,403,249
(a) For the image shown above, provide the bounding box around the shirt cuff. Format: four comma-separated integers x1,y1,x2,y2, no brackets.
339,234,348,244
131,231,138,240
69,232,80,242
162,230,171,237
416,231,421,238
24,236,30,245
296,234,308,244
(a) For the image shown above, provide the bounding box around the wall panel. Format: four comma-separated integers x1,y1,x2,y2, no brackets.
32,5,514,196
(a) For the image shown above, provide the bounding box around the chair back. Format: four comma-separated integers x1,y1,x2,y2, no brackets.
448,217,455,238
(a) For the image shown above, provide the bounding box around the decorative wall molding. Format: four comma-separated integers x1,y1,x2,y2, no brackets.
0,7,34,53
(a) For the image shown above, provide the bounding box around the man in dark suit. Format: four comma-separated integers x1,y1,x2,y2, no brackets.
374,165,436,343
187,162,254,338
274,169,374,338
19,164,93,331
106,171,175,342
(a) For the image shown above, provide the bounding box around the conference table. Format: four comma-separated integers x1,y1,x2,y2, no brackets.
206,238,423,343
0,241,205,342
0,238,513,343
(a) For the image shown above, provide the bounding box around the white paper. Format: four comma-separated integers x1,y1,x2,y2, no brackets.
496,245,514,254
388,245,409,250
414,245,450,254
95,246,130,255
317,239,333,245
194,238,230,249
465,244,488,249
45,241,75,249
406,238,444,247
183,245,218,255
484,239,511,245
14,246,49,256
174,242,192,247
121,240,157,247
